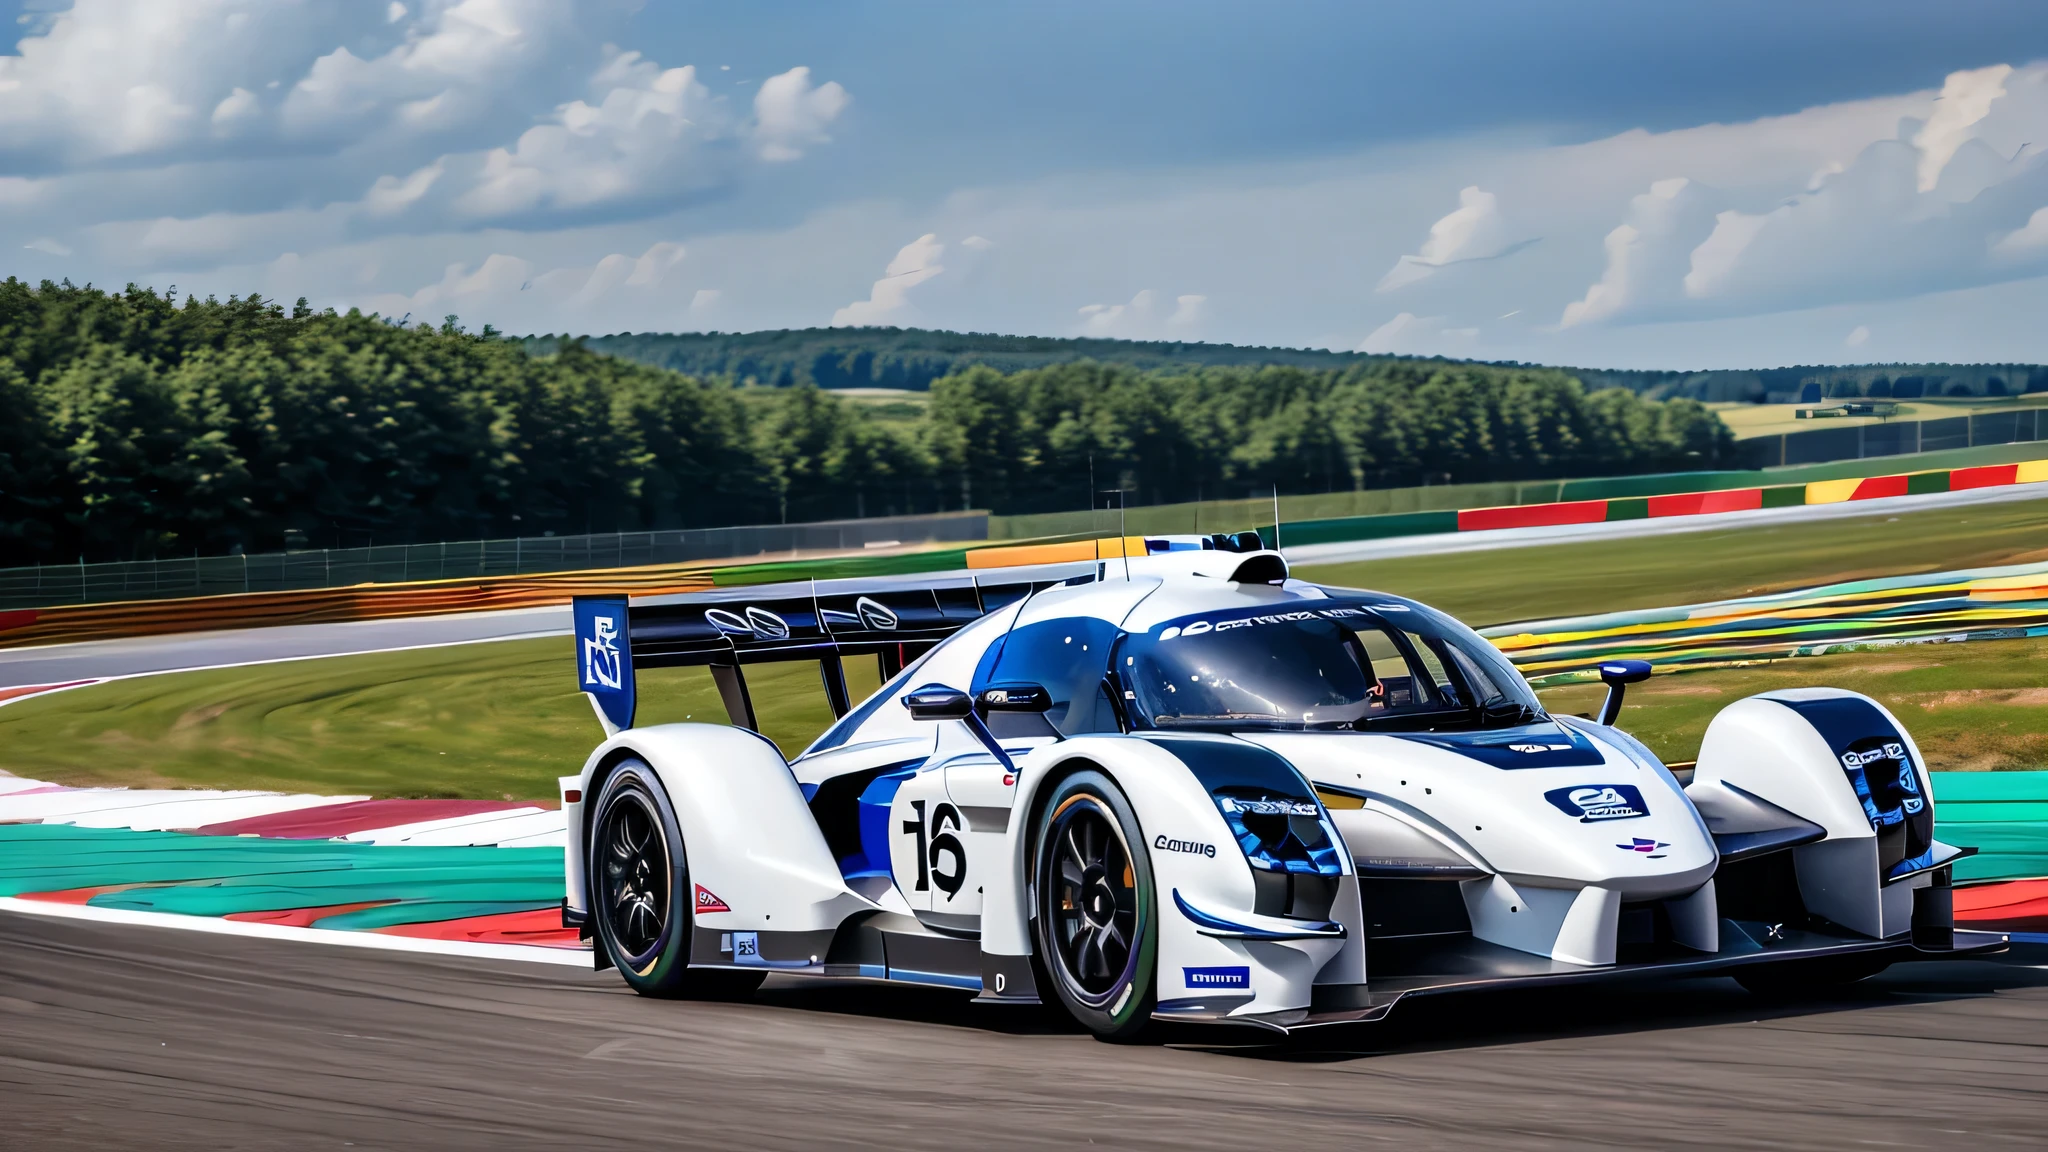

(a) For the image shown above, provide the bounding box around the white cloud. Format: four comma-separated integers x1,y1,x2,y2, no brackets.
960,234,994,251
1378,185,1510,291
1073,289,1208,339
0,2,850,257
833,234,945,326
1913,64,2012,193
454,52,721,218
1845,324,1870,348
1357,312,1478,355
753,66,850,162
690,288,723,312
364,162,444,216
1994,206,2048,256
1561,177,1711,327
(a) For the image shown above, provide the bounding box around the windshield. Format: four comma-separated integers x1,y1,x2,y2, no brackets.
1119,598,1543,732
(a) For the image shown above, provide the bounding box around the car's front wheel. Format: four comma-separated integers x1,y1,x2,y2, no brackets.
1032,770,1158,1042
588,760,763,1000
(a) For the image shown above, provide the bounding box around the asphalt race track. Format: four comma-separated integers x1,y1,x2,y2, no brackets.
3,912,2044,1150
0,605,569,690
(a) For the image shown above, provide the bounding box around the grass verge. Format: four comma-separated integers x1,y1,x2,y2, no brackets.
0,639,877,801
1293,495,2048,627
1538,636,2048,771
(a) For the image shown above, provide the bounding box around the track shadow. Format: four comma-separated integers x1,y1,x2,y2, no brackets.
1185,950,2048,1062
704,944,2048,1054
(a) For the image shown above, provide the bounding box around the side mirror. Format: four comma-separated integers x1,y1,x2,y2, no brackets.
1596,659,1653,726
977,682,1052,714
902,684,974,720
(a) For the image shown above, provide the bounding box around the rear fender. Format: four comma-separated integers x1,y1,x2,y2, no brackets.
575,723,867,939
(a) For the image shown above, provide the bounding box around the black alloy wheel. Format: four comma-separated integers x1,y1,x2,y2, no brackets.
599,786,668,964
1034,770,1157,1041
588,760,763,1000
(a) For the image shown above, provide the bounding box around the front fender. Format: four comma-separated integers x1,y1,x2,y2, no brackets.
982,734,1356,1018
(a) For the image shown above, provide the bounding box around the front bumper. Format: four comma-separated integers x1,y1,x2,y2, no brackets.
1182,924,2009,1034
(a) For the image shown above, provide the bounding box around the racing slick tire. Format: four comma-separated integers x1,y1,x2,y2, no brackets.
589,760,764,1000
1032,770,1159,1043
1733,954,1892,998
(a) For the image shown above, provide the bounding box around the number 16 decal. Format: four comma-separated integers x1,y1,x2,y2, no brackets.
903,799,967,900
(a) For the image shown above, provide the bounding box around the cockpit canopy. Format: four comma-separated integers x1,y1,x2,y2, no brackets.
1119,597,1543,732
966,592,1544,739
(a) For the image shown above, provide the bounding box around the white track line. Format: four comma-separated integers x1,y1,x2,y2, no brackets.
0,897,590,967
341,806,551,844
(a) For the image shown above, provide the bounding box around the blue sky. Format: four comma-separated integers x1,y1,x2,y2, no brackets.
4,0,2048,367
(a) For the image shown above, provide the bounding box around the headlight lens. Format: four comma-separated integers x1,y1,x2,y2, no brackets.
1215,793,1342,876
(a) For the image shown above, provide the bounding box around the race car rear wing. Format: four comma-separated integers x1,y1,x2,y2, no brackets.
572,561,1097,735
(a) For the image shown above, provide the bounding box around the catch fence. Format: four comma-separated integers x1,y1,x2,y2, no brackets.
0,512,988,612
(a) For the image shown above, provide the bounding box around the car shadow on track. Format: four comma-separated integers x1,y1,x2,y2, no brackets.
727,945,2048,1057
1189,951,2048,1062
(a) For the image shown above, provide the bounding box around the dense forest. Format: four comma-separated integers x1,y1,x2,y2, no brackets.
527,327,2046,402
2,281,1731,566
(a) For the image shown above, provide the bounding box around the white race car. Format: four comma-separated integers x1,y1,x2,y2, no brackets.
559,535,2000,1040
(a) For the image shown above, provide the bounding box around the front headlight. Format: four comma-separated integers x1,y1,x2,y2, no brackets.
1215,793,1343,877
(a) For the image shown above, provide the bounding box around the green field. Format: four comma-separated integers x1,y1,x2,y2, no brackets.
6,496,2047,799
0,643,874,801
1536,638,2048,771
1292,494,2048,627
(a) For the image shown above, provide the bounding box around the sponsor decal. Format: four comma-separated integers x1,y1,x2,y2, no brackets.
1184,965,1251,989
1508,742,1572,754
1157,606,1390,642
1154,834,1217,858
581,616,623,690
731,930,760,962
703,606,792,641
1544,783,1649,822
1616,837,1670,858
855,595,899,631
1840,742,1905,769
694,884,731,914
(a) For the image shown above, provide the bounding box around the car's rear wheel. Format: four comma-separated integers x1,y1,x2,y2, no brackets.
589,760,763,1000
1032,770,1157,1042
1733,953,1891,998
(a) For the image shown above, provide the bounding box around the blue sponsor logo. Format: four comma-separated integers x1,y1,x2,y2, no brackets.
731,930,761,964
1616,837,1670,858
1183,965,1250,989
573,596,635,731
1545,783,1648,822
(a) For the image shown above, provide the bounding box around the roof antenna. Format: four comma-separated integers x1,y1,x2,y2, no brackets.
1122,488,1133,581
1271,484,1281,555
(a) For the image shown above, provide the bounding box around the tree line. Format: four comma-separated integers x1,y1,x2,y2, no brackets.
1,280,1733,566
521,326,1383,391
